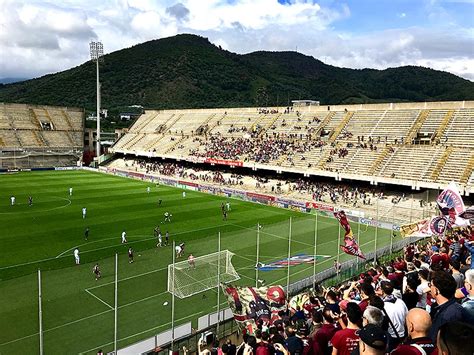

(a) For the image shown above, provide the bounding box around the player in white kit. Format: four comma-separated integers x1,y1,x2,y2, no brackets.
121,230,127,243
74,248,80,265
69,187,73,196
10,196,15,206
82,207,87,219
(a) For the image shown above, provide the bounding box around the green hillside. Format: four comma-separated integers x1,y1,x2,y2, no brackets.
0,34,472,115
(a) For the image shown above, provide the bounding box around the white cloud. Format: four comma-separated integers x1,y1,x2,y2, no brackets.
0,0,472,83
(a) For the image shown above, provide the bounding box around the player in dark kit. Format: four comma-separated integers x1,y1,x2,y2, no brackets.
223,209,227,221
28,196,33,206
84,227,89,241
93,263,101,281
128,247,134,263
165,231,169,246
158,199,162,207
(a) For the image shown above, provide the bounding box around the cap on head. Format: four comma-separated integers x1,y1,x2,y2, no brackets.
357,324,387,350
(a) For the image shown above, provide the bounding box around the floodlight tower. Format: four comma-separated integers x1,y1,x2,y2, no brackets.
89,41,104,159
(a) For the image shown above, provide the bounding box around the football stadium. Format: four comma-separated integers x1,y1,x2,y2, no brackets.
1,3,474,355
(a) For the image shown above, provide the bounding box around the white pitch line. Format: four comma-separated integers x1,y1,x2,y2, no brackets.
0,224,229,269
85,289,114,310
0,221,386,348
0,197,71,215
55,224,229,258
79,300,231,355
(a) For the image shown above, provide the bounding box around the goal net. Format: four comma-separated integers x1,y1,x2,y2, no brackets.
167,250,240,299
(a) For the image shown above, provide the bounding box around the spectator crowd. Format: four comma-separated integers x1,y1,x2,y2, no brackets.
194,229,474,355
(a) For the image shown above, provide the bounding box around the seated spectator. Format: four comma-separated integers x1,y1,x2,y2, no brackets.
428,270,468,342
391,308,435,355
436,321,474,355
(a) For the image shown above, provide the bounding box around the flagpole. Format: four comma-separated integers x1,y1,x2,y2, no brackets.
171,241,176,352
336,222,341,276
374,198,379,263
114,253,118,354
287,217,292,295
217,232,221,337
38,269,43,355
313,212,318,290
410,194,414,223
256,223,260,288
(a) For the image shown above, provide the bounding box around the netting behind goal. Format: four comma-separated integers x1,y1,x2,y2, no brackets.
167,250,240,299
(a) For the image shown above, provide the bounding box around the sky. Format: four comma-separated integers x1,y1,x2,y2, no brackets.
0,0,473,81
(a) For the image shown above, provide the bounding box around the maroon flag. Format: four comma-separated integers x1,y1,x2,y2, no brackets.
334,210,366,259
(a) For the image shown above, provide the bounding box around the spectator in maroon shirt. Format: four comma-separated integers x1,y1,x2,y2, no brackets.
331,302,362,355
312,307,338,355
430,247,445,270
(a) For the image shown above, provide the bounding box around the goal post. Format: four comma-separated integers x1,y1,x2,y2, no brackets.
167,250,240,299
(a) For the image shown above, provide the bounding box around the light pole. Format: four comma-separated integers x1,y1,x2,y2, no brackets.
89,41,103,160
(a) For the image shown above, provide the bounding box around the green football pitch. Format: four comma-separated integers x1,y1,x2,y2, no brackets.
0,170,394,354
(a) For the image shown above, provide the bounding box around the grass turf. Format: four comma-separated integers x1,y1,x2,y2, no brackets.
0,170,394,354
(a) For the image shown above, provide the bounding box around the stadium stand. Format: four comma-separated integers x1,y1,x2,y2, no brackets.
110,101,474,193
0,103,84,169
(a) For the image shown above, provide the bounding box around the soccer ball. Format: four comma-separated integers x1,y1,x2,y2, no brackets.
163,301,169,306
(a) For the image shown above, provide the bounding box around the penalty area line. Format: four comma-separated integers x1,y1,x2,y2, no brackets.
85,289,114,310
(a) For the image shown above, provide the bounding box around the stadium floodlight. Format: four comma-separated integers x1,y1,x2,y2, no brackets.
89,41,104,160
167,250,240,299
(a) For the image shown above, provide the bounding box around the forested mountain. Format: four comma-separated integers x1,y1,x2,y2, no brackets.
1,34,472,115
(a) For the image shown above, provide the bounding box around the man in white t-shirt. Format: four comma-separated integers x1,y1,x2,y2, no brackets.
416,268,431,311
10,196,15,206
82,207,87,219
74,248,80,265
121,230,127,243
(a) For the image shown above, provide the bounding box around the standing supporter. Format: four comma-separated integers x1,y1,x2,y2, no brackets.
461,269,474,323
323,288,340,314
379,281,407,351
464,239,474,269
331,302,362,355
285,325,304,355
436,321,474,355
390,308,435,355
428,270,467,342
448,235,461,261
430,247,445,270
357,283,374,313
402,277,420,310
357,324,387,355
311,307,338,355
362,306,384,328
449,259,464,288
416,268,431,310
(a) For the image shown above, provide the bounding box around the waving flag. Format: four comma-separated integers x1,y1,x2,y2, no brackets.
334,211,366,259
223,285,286,334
